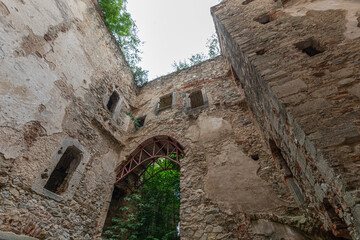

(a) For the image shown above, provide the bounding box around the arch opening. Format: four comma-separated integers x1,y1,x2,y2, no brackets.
115,136,184,189
103,136,184,239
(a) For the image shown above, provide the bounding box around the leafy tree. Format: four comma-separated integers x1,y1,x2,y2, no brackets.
105,156,181,240
98,0,148,86
172,33,221,71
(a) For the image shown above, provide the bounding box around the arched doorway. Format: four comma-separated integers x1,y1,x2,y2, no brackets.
116,136,184,189
103,136,184,239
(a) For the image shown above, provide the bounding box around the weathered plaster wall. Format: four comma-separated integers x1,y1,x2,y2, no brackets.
118,57,317,239
0,0,136,238
212,0,360,238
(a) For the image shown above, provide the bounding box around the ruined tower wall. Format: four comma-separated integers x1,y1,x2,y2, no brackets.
0,0,136,238
212,0,360,238
124,57,314,240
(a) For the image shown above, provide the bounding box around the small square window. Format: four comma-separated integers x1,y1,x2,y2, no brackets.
254,13,271,24
295,38,324,57
159,94,173,111
189,90,205,109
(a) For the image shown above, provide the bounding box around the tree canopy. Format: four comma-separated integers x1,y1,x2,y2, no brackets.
99,0,148,86
172,33,221,71
104,157,181,240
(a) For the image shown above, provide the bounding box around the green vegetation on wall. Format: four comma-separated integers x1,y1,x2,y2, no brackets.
98,0,148,86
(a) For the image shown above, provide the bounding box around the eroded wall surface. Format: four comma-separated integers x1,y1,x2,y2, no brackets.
120,57,316,240
212,0,360,238
0,0,136,238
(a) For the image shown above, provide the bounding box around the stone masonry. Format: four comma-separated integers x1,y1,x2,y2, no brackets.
0,0,360,239
212,0,360,239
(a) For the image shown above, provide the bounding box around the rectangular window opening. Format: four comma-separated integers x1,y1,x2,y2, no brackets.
254,13,271,24
137,115,146,129
295,38,324,57
44,146,82,195
159,94,173,111
189,90,205,109
107,91,120,113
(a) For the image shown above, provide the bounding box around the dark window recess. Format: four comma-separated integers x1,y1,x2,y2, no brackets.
44,146,82,194
295,38,324,57
159,94,173,111
107,91,120,112
137,115,146,128
189,90,204,109
103,187,127,231
280,0,290,6
254,13,271,24
251,154,259,161
242,0,255,5
256,48,265,55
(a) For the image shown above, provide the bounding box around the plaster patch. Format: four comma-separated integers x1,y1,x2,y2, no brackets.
284,0,360,39
205,142,286,213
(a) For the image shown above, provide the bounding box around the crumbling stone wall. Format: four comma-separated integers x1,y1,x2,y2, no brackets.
118,57,318,239
2,0,359,239
0,0,136,238
212,0,360,238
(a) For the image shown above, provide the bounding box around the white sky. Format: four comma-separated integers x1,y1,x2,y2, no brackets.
127,0,221,80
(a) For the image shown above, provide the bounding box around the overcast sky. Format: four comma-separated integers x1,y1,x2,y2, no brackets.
127,0,221,80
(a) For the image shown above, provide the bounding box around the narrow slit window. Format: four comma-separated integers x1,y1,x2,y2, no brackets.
189,90,205,109
107,91,120,113
44,146,82,195
159,94,173,111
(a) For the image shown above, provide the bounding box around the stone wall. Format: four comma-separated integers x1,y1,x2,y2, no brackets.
2,0,360,239
212,0,360,238
0,0,136,238
117,57,317,239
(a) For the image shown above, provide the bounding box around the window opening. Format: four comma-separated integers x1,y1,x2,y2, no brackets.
254,13,271,24
44,146,82,194
107,91,120,113
251,154,259,161
159,93,173,111
189,90,204,109
295,38,324,57
137,115,146,128
242,0,255,5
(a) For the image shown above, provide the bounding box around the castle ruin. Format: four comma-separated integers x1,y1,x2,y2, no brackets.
1,0,360,239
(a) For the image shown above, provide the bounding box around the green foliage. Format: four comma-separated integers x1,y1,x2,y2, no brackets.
105,155,182,240
98,0,148,86
172,33,221,71
206,33,221,59
125,111,142,130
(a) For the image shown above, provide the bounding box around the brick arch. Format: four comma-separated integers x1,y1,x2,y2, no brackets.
115,136,184,188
